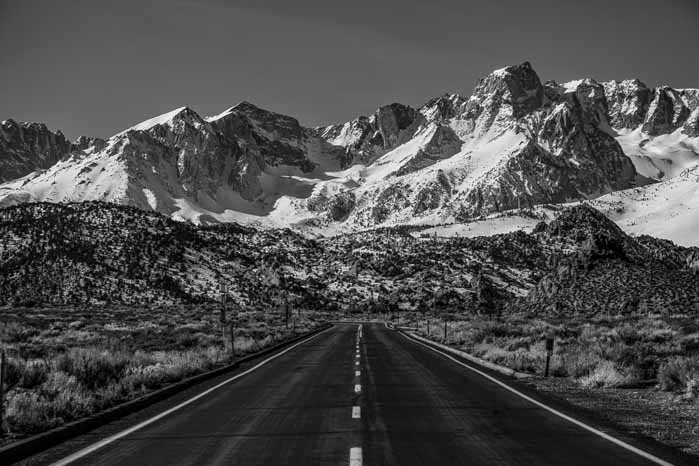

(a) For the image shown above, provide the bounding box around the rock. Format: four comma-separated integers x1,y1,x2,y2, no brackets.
642,86,691,135
375,103,419,149
463,61,544,133
0,119,73,182
602,79,652,130
682,107,699,137
74,135,107,152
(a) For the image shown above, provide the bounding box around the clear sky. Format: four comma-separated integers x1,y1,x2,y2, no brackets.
1,0,698,140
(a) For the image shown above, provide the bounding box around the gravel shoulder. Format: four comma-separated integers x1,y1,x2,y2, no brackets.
523,376,699,457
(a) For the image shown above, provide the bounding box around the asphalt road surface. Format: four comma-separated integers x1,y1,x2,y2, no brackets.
30,323,689,465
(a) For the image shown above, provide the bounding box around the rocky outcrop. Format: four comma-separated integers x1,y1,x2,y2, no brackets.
393,125,461,177
419,93,468,122
520,204,699,317
307,190,356,221
375,103,419,149
642,86,691,135
73,135,107,152
602,79,652,130
537,80,635,185
317,102,423,165
602,81,699,136
682,107,699,137
463,61,544,133
448,76,635,220
0,119,73,182
216,102,315,172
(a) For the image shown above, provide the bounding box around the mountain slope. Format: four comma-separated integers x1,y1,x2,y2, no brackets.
0,104,347,224
0,62,697,239
602,80,699,181
583,165,699,247
1,202,696,320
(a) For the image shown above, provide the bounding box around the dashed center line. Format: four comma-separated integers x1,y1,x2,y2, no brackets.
351,329,363,465
349,447,362,466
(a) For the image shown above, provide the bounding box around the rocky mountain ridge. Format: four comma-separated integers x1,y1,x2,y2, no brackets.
1,62,697,243
0,120,74,182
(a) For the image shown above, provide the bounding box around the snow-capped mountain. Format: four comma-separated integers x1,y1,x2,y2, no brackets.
1,61,697,244
0,102,347,223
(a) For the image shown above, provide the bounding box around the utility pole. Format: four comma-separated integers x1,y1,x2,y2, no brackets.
219,282,227,344
229,319,236,359
0,349,5,433
544,336,554,377
285,294,290,329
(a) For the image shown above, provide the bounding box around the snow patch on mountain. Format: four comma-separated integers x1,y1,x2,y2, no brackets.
411,214,542,239
616,127,699,180
583,166,699,247
142,188,157,210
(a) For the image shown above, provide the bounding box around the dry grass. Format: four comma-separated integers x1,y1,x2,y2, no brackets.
0,304,327,438
658,356,699,397
578,361,630,388
404,311,699,392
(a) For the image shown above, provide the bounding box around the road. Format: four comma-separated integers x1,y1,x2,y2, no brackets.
28,323,688,465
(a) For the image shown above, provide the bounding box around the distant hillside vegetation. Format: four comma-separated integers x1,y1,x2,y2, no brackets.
0,202,697,317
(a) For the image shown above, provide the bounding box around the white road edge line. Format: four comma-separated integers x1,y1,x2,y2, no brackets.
349,446,362,466
354,384,361,393
405,334,675,466
352,406,361,419
50,327,334,466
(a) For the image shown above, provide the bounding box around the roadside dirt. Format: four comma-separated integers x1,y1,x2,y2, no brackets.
525,376,699,457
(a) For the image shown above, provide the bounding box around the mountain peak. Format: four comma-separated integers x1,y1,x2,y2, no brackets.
463,61,545,132
231,100,262,111
491,61,534,76
419,93,467,122
116,106,200,136
208,101,298,126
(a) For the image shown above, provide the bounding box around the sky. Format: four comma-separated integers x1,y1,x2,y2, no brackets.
1,0,698,140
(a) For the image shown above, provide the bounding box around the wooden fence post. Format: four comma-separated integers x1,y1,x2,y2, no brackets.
545,336,554,377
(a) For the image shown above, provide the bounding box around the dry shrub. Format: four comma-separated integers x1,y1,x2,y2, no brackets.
0,321,39,343
473,342,545,373
54,348,130,390
3,358,49,390
6,372,93,433
3,317,320,437
558,343,601,378
658,357,698,394
579,361,629,388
